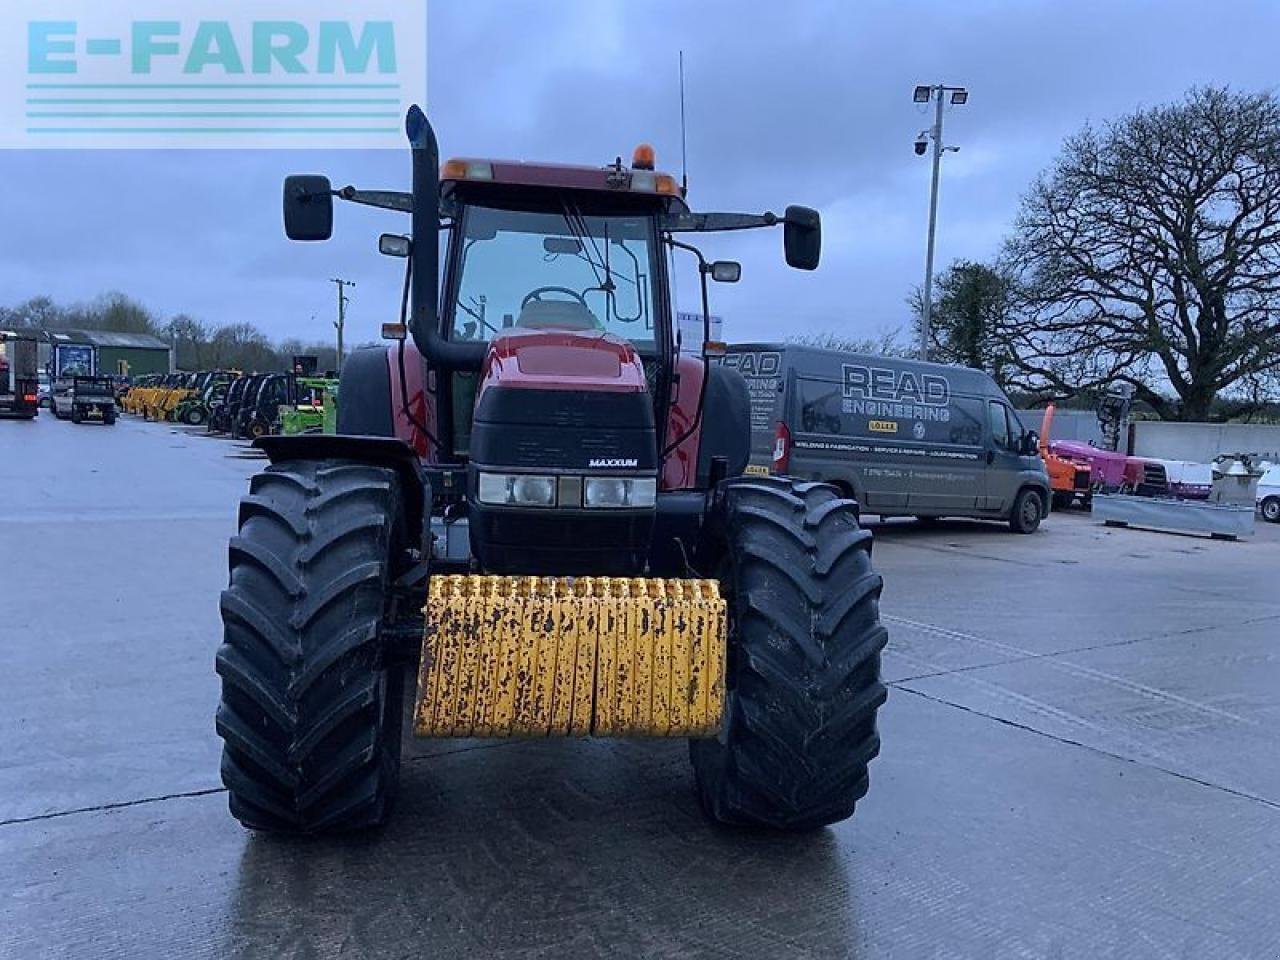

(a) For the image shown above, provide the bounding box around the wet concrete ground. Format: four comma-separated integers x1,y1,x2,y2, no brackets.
2,412,1278,959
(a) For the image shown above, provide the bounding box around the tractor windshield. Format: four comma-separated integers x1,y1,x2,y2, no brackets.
448,204,658,351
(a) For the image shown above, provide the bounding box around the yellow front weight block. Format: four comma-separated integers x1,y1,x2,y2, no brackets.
415,576,726,738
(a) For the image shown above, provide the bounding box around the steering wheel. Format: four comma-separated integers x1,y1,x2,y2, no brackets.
521,286,589,308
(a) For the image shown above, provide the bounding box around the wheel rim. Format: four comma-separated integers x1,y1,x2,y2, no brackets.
1022,496,1039,528
1265,501,1280,522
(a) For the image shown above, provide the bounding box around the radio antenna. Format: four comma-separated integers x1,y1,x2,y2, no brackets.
678,50,689,194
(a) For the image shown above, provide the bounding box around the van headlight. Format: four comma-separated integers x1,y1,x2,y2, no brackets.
476,473,656,509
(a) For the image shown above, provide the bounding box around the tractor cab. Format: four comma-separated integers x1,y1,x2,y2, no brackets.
283,114,820,576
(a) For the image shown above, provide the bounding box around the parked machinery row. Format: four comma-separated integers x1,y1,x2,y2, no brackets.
120,369,337,440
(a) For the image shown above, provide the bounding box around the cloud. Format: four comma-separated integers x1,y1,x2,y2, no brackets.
2,0,1279,348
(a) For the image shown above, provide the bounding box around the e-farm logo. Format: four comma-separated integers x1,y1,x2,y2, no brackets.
1,1,425,149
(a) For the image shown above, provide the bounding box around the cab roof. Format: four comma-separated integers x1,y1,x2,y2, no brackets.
441,156,687,207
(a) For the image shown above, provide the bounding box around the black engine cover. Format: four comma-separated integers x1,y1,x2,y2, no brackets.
470,387,657,472
468,386,658,575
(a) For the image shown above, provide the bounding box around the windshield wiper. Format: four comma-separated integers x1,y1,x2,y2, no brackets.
560,201,648,323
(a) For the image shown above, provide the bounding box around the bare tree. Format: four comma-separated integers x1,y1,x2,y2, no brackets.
787,328,912,357
90,292,160,335
1001,86,1280,421
165,314,209,369
4,296,62,330
209,322,276,372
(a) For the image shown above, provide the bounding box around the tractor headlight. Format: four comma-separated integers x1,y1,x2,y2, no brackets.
583,476,656,509
477,473,656,509
477,473,557,507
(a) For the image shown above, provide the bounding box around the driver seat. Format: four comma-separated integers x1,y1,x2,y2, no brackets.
516,299,600,331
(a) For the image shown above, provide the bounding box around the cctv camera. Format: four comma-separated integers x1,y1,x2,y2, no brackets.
913,139,927,156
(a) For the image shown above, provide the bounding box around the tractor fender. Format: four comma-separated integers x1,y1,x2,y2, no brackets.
696,363,752,488
253,434,428,546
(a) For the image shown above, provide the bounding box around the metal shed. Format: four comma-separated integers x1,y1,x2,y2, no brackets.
50,329,173,377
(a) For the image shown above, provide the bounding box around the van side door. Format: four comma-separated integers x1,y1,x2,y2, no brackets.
904,394,988,514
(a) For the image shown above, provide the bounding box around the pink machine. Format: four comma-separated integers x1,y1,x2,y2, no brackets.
1053,441,1191,497
1052,440,1127,491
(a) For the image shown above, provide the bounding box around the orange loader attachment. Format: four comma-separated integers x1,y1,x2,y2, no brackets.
1039,404,1092,509
1039,404,1056,455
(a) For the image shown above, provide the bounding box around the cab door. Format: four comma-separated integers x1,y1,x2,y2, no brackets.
983,399,1022,512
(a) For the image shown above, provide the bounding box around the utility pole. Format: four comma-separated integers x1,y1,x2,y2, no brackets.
330,278,354,375
913,83,968,361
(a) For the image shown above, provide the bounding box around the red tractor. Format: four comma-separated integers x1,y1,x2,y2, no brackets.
215,106,888,835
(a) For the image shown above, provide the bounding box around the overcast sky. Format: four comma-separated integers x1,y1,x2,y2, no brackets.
2,0,1279,348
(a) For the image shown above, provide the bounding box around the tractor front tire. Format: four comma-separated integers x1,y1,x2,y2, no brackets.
691,476,888,831
186,406,206,426
215,459,410,834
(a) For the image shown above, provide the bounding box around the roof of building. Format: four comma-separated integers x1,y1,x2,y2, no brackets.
52,329,170,351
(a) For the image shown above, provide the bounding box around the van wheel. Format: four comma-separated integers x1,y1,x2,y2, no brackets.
1010,489,1043,534
1262,497,1280,524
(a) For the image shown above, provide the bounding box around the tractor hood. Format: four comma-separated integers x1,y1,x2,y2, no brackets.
480,327,648,395
467,325,659,576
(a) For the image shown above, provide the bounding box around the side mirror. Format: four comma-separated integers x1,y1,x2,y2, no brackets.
283,175,333,241
379,234,411,258
1023,431,1041,456
708,260,741,283
783,205,821,270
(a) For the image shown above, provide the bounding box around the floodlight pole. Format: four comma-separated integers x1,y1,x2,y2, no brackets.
916,84,966,362
921,92,945,362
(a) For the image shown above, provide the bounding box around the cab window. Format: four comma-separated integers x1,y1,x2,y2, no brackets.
448,205,659,353
988,400,1013,450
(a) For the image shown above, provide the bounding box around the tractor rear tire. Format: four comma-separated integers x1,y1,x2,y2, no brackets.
691,476,888,831
215,459,410,835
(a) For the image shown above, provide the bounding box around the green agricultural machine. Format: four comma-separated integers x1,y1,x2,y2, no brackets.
174,371,238,426
279,376,338,435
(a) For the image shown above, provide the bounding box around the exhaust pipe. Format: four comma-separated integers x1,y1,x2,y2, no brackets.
406,106,485,371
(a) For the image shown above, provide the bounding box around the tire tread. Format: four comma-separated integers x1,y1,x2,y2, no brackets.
215,458,406,834
691,476,888,830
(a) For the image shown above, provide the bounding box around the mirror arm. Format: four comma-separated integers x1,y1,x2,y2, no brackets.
335,186,414,214
661,211,780,233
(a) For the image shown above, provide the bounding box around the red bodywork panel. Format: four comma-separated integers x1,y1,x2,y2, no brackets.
386,341,436,460
660,354,706,491
391,331,710,490
479,328,647,395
